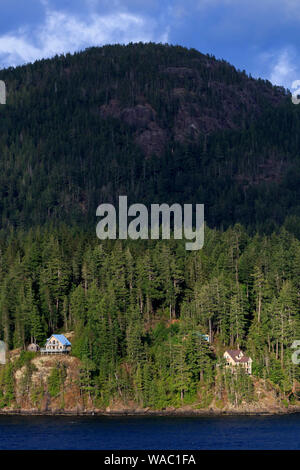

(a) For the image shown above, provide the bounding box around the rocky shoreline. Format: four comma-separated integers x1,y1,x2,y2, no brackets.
1,406,300,417
4,352,300,419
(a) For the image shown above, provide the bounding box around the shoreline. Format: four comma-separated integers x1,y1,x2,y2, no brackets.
1,407,300,417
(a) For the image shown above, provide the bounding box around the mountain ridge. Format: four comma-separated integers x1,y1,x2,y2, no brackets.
0,42,298,233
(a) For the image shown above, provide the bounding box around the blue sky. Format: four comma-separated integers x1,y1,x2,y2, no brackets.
0,0,299,90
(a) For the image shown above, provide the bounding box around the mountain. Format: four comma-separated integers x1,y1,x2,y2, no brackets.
0,42,299,233
0,44,300,412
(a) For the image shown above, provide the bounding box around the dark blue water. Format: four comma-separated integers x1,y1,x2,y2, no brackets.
0,414,299,449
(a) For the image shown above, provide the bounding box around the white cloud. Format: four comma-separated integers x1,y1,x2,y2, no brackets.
269,50,295,87
259,47,299,89
0,6,169,67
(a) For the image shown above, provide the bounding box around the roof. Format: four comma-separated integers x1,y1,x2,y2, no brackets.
48,334,71,346
224,349,251,363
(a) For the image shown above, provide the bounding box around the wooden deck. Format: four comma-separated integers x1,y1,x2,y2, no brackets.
40,348,70,354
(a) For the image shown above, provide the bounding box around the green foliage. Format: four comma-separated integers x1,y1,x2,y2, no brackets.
0,362,15,408
14,351,36,371
47,363,67,398
224,368,255,406
19,361,37,398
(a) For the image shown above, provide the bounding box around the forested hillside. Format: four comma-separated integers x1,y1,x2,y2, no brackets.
0,43,300,411
0,42,299,233
0,225,299,409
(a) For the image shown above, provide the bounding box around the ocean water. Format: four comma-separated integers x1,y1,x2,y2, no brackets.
0,414,299,450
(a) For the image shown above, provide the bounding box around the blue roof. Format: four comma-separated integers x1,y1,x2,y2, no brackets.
51,334,71,346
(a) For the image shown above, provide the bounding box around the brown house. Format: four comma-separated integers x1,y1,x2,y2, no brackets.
223,349,252,375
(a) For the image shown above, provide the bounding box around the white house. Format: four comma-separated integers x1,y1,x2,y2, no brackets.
41,334,71,354
223,349,252,375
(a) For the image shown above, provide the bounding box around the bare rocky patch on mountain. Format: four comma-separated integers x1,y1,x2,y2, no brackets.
98,58,286,156
100,100,167,156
